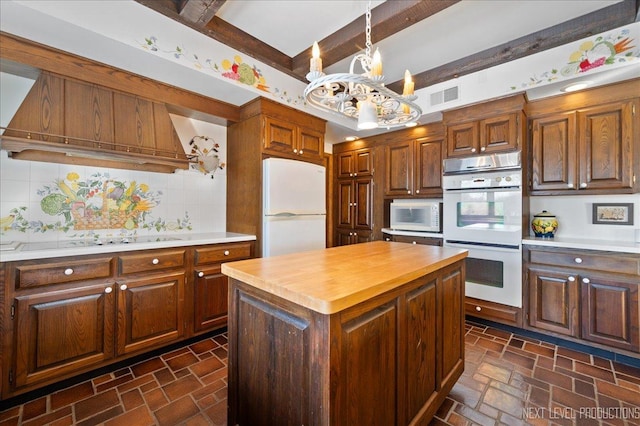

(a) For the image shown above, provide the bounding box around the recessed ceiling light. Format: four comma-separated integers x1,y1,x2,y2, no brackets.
562,81,593,92
345,136,357,141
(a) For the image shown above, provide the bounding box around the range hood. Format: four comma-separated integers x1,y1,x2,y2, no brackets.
0,70,192,173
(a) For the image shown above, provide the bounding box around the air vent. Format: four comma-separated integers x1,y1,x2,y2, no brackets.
430,86,459,106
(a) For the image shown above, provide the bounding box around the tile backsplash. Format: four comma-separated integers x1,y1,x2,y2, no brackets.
0,116,227,244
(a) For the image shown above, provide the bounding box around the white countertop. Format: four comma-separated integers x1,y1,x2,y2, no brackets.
0,232,257,262
522,236,640,254
381,228,443,238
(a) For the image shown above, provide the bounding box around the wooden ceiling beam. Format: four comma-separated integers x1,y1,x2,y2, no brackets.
290,0,460,78
386,0,639,93
177,0,227,27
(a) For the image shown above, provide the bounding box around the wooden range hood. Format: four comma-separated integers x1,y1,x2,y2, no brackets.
1,71,192,174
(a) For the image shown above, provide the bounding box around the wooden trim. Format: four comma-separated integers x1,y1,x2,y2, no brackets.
0,32,241,123
525,78,640,117
465,297,523,328
332,122,444,153
442,94,526,124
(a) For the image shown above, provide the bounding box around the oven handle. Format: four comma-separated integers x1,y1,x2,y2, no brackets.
443,185,521,193
445,240,521,250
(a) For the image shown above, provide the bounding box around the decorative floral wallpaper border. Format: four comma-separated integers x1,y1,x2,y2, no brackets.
1,172,192,239
140,36,306,106
510,29,638,91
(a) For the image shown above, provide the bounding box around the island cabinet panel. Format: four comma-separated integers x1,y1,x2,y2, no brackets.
335,301,397,426
226,243,466,426
12,282,115,390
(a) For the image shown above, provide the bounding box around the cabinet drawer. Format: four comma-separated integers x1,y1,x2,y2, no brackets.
527,248,640,275
119,249,185,275
194,243,253,265
392,235,443,246
16,257,114,289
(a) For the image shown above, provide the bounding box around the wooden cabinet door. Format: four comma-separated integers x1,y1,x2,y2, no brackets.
336,301,397,425
263,116,297,155
354,148,373,177
402,280,437,425
354,178,373,229
335,228,355,246
414,136,443,197
337,180,354,228
116,272,185,355
385,140,414,196
581,274,639,352
530,112,577,192
446,121,479,158
193,265,228,333
13,282,115,390
337,152,355,178
527,267,579,337
480,113,519,154
577,101,635,191
355,230,373,244
298,126,324,160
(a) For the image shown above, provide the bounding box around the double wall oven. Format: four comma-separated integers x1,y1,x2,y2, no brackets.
442,151,523,307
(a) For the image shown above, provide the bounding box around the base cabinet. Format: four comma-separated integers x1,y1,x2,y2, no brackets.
524,246,640,354
1,240,255,400
228,260,465,425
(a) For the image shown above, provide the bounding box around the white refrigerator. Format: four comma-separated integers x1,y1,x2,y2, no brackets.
263,158,326,257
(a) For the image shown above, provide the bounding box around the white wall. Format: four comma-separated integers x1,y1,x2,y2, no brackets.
530,194,640,242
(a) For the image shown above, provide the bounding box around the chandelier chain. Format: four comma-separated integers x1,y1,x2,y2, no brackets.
365,0,372,59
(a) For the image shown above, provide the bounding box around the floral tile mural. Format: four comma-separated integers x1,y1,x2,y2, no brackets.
510,28,639,90
1,171,192,238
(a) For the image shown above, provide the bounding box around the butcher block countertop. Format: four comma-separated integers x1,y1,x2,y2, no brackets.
221,241,467,315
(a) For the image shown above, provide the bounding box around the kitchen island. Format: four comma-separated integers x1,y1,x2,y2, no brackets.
221,241,467,426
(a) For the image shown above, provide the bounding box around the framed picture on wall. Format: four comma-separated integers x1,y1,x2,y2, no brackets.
592,203,634,225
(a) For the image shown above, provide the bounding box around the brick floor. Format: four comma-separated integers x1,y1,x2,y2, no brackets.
1,322,639,425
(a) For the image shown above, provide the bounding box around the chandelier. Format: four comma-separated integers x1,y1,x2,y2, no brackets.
303,1,422,130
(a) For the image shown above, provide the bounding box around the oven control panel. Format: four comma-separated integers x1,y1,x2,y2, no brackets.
443,170,522,190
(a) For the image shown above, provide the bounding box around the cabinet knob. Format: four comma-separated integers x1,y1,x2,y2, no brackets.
64,268,74,276
152,258,159,265
582,278,590,284
385,238,390,241
120,284,127,291
198,271,204,278
574,257,582,264
475,306,482,312
416,190,420,194
224,250,230,256
412,241,417,244
104,286,113,294
353,173,357,176
471,148,477,153
480,146,486,152
568,276,575,282
567,183,574,188
350,173,354,177
293,148,298,154
407,190,411,194
580,182,587,188
299,150,303,155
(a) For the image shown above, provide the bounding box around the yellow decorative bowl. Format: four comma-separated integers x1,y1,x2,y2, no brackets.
532,210,558,238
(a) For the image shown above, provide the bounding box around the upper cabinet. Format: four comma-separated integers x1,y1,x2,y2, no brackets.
337,148,373,179
443,94,525,159
2,71,190,173
527,79,639,195
263,116,324,161
385,123,444,198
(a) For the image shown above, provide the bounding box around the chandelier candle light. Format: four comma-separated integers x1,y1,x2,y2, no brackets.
304,1,421,130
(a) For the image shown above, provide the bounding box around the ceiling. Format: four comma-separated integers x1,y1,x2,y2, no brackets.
1,0,639,142
136,0,638,89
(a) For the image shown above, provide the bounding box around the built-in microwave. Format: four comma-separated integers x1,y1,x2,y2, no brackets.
390,200,442,233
